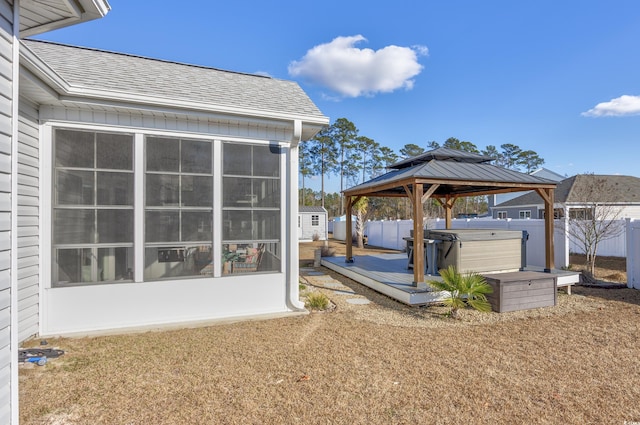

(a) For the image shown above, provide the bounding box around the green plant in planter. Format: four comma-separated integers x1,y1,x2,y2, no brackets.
428,265,493,319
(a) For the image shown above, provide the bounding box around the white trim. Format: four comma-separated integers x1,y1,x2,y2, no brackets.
11,3,20,422
212,139,222,277
134,133,144,282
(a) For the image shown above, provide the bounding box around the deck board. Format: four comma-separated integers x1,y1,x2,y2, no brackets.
320,253,579,306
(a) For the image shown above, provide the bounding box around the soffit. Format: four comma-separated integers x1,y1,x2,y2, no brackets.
19,0,110,37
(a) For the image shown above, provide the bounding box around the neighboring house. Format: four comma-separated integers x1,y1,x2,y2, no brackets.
491,174,640,220
488,167,565,209
298,206,327,241
3,2,114,423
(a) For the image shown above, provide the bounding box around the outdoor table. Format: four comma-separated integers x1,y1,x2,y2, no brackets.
403,237,440,275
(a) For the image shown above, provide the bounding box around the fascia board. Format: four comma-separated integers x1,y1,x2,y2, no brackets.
58,88,329,125
20,41,72,93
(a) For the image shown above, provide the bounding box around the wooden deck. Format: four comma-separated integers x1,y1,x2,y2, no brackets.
321,253,580,306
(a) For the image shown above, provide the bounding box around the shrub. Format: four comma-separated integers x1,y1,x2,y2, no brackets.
320,246,335,257
305,292,330,310
427,265,493,319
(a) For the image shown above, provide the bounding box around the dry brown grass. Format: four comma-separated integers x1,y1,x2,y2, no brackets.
19,241,640,425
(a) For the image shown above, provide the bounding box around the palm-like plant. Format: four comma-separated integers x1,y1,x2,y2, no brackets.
428,265,493,319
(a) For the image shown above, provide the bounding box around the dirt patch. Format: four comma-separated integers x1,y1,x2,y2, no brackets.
569,254,627,283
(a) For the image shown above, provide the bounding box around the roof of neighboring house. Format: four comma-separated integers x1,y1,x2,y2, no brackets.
345,147,556,196
530,167,565,182
21,39,327,124
299,206,327,213
496,174,640,206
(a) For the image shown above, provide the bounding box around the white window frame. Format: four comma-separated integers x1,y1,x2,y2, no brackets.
311,215,319,226
519,210,531,219
43,122,284,288
497,211,507,219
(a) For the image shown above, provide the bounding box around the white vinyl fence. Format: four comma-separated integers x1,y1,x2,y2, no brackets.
333,218,638,285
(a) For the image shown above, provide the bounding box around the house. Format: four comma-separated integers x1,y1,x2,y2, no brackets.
487,167,565,209
491,174,640,220
1,2,329,420
298,206,328,241
3,2,117,423
20,37,328,336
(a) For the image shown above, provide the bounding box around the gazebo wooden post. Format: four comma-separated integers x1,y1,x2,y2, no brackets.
444,195,453,229
544,188,555,272
345,196,354,263
535,187,556,272
412,183,425,286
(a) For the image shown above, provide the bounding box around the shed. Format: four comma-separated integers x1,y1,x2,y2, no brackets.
298,206,328,241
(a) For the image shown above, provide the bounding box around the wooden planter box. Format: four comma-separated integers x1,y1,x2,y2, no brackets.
482,271,557,313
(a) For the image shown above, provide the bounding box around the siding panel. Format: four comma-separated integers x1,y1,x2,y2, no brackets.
18,100,39,345
0,5,10,415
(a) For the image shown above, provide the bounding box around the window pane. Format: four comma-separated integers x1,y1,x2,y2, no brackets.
55,248,93,285
223,143,251,175
182,140,212,173
253,178,280,208
147,137,179,172
57,170,94,205
145,211,180,242
98,247,134,281
97,172,133,205
254,210,280,240
182,175,212,206
222,242,279,274
55,129,94,168
54,209,95,244
253,145,280,177
223,210,252,240
144,245,213,280
146,174,180,206
182,211,212,241
223,177,252,207
97,210,133,243
96,133,133,170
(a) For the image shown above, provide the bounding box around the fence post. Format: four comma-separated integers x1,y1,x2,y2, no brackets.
627,218,638,289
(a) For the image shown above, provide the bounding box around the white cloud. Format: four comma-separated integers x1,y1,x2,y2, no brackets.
288,35,426,98
581,95,640,117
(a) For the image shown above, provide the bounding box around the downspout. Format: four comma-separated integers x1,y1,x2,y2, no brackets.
286,119,305,311
11,2,20,423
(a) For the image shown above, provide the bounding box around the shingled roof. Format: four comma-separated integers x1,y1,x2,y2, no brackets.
497,174,640,206
22,39,326,121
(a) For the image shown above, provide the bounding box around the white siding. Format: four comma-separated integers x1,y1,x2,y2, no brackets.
17,99,38,342
0,1,12,423
39,105,293,142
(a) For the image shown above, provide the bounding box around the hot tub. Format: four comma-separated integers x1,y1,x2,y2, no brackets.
426,229,526,274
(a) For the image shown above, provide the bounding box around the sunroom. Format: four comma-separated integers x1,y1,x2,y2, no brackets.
19,39,328,336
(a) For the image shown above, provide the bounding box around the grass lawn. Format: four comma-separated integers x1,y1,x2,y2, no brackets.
19,242,640,424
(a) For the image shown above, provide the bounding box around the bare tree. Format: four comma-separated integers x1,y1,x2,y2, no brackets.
564,175,625,276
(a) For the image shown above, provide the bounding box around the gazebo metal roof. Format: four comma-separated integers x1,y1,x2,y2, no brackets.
341,147,558,286
345,147,556,198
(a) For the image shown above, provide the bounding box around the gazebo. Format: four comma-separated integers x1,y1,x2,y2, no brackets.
342,148,558,286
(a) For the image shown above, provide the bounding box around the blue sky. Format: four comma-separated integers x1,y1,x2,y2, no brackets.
34,1,640,193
